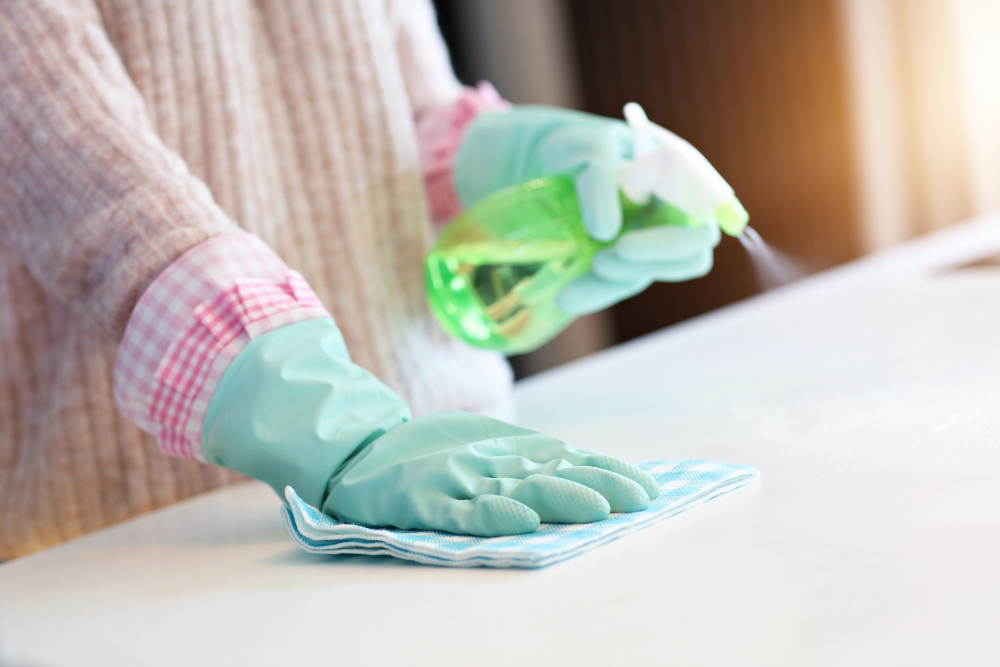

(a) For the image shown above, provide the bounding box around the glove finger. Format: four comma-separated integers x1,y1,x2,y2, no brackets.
576,452,660,501
555,273,651,315
555,466,650,513
574,158,623,242
650,249,713,282
474,451,573,481
591,248,714,284
476,435,591,479
508,474,611,523
540,127,629,242
590,249,657,283
495,435,658,503
473,475,523,497
469,432,593,481
615,221,721,263
448,495,541,537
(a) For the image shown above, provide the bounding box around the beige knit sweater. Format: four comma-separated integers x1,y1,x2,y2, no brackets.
0,0,512,559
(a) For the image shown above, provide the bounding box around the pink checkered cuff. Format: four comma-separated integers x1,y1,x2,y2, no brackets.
114,233,331,461
417,81,511,227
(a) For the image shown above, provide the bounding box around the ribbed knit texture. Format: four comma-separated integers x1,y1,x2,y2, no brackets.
0,0,512,559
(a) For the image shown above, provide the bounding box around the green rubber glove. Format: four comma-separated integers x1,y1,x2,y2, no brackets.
455,106,635,243
454,106,721,316
202,318,659,536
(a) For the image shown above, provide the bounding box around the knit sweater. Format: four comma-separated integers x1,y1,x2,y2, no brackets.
0,0,512,559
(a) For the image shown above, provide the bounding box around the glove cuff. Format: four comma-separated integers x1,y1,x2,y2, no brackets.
201,318,411,507
114,233,331,461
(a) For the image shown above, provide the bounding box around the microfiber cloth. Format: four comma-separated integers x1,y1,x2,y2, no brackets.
280,460,758,568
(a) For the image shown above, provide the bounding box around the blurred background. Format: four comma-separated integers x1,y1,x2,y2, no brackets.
432,0,1000,378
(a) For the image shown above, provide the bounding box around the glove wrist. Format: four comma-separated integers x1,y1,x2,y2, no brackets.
201,318,411,508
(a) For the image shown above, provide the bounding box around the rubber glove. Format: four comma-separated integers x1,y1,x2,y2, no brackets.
202,318,659,536
454,106,721,316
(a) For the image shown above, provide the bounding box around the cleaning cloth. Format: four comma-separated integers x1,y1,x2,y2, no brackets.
280,460,758,568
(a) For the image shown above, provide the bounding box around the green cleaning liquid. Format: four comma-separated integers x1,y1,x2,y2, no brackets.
425,176,746,354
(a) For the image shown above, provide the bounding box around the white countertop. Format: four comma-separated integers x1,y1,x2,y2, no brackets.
5,215,1000,666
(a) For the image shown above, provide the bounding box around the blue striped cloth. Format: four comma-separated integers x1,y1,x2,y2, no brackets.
280,460,758,568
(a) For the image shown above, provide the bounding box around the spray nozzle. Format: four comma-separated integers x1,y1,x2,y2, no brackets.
619,102,749,238
715,197,750,238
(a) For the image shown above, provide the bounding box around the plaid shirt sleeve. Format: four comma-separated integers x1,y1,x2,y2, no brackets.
113,233,332,461
416,82,511,227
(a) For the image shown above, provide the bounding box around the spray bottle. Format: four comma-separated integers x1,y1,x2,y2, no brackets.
425,103,749,354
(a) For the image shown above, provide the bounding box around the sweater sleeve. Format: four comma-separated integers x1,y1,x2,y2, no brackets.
381,0,513,224
0,0,239,337
384,0,463,119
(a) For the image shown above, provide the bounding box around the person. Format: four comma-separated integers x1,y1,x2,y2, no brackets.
0,0,719,559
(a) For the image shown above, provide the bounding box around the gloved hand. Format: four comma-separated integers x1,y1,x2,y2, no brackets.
454,105,721,315
202,318,659,536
